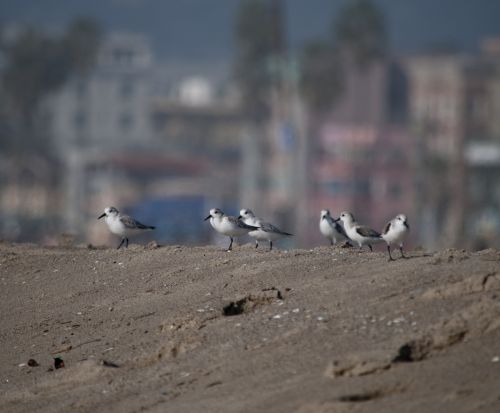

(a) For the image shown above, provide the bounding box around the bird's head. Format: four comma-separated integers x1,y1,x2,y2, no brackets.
338,211,354,224
204,208,223,221
238,209,255,220
320,209,330,220
396,214,409,229
98,206,119,219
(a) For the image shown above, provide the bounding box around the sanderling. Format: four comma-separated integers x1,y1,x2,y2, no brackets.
98,206,155,249
239,209,293,251
338,211,382,251
319,209,350,246
382,214,410,261
204,208,259,251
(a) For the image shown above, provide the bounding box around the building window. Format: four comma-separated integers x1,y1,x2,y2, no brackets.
118,113,133,131
74,111,87,130
75,80,87,100
112,48,134,66
468,95,489,122
119,80,134,99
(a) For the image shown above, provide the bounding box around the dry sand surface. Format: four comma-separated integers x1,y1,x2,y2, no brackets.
1,242,500,412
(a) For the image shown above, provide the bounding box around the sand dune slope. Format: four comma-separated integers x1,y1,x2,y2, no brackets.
1,243,499,412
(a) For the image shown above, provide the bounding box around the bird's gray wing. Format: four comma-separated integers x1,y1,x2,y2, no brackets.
228,216,259,230
326,215,346,236
324,215,336,225
356,226,381,238
120,215,153,230
333,220,349,238
383,221,392,235
260,221,293,236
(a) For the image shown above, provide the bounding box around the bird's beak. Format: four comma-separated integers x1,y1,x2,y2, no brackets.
98,213,106,220
237,215,242,220
333,218,340,223
204,215,211,221
404,221,410,229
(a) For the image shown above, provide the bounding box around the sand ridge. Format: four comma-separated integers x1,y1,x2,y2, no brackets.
0,243,499,412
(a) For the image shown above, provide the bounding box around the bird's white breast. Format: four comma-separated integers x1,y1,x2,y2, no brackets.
319,219,335,238
344,225,362,243
382,222,408,245
105,216,126,236
211,216,247,236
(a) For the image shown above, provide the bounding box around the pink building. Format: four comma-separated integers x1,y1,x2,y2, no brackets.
313,123,414,239
308,60,415,245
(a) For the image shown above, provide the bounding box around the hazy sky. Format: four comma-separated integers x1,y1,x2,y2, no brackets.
1,0,500,61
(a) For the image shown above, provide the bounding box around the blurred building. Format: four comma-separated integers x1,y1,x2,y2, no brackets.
49,33,155,152
150,89,249,245
308,60,415,245
0,44,61,242
406,38,500,248
82,152,211,245
45,33,157,241
0,154,60,242
43,32,244,245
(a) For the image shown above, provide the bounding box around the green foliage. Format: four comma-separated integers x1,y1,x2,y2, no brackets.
333,0,387,66
3,18,100,115
2,29,67,116
0,17,101,154
233,0,277,118
299,40,343,112
299,0,387,112
63,17,101,75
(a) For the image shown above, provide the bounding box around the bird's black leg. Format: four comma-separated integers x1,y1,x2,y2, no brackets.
255,240,259,249
387,244,394,261
368,244,373,252
125,238,129,248
269,241,273,251
330,239,334,246
400,244,407,258
227,237,233,251
117,238,125,250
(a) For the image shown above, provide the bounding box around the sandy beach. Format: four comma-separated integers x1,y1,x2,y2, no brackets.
1,242,499,412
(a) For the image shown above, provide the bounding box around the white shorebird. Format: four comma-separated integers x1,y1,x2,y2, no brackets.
319,209,351,246
239,209,293,251
382,214,410,261
98,206,155,249
338,211,382,251
204,208,259,251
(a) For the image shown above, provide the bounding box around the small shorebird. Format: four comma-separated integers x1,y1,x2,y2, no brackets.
382,214,410,261
204,208,259,251
338,211,382,251
98,206,155,249
239,209,293,251
319,209,350,246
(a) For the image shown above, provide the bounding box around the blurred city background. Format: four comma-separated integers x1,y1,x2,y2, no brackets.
1,0,500,249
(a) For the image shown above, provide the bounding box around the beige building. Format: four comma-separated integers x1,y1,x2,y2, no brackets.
406,39,500,248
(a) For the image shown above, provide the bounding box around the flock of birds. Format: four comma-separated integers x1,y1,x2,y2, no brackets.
98,206,410,261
